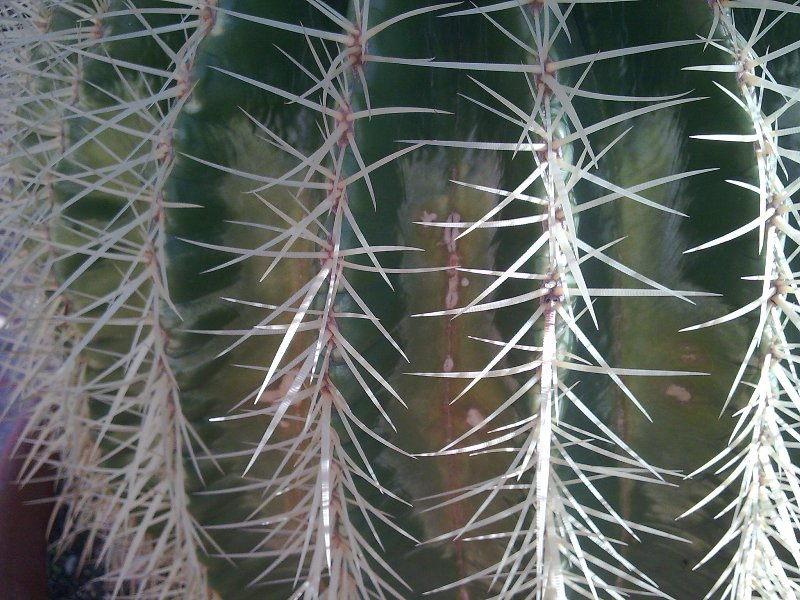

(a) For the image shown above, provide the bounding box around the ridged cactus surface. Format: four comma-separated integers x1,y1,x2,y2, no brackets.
2,1,800,598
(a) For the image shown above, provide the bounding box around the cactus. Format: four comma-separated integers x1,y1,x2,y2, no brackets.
2,0,799,598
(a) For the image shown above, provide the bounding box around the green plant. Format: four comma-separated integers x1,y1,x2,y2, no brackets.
2,0,799,598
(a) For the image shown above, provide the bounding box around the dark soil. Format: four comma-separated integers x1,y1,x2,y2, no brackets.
46,504,108,600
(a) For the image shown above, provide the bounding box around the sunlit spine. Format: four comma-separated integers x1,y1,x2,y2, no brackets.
4,2,217,596
407,2,710,598
681,2,800,598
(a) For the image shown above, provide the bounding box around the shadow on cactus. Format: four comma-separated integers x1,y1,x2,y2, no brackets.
1,1,799,599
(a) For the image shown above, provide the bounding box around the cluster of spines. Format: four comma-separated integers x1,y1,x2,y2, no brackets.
395,2,723,598
681,1,800,598
1,1,217,597
1,0,104,563
194,3,462,598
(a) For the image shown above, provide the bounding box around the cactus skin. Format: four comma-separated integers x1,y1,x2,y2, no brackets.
2,1,800,599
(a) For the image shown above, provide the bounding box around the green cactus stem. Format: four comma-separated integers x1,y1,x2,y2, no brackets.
2,1,799,599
